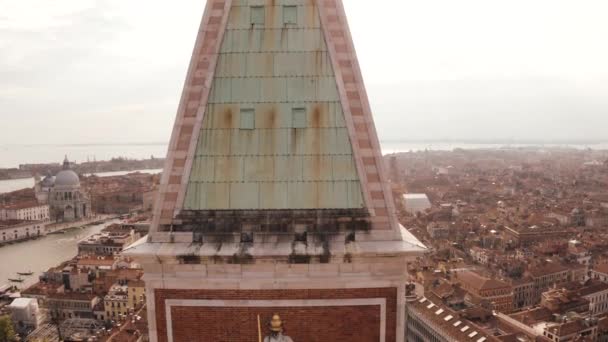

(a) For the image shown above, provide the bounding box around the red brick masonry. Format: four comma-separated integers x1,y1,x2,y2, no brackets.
155,287,398,342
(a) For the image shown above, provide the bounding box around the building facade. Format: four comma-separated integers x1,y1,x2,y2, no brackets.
46,293,100,320
0,220,45,244
127,279,146,310
105,285,129,321
580,281,608,317
512,278,535,310
0,203,49,221
125,1,426,341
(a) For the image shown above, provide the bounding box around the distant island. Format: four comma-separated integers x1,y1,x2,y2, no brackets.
0,157,165,181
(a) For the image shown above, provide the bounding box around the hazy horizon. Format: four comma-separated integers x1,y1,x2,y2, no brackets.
1,0,608,145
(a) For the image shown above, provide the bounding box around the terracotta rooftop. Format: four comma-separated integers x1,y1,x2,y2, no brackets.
22,281,62,296
545,319,595,338
578,280,608,297
0,200,45,210
77,257,116,268
458,271,511,291
510,307,553,325
47,292,98,301
592,263,608,275
527,263,570,278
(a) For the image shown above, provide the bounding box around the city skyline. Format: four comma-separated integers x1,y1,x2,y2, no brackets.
1,0,608,145
1,2,608,342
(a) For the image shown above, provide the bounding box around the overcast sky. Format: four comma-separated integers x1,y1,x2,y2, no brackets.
1,0,607,145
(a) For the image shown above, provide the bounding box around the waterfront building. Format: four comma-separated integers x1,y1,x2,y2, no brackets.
78,232,136,256
0,219,45,244
36,157,92,222
78,224,142,256
125,0,426,341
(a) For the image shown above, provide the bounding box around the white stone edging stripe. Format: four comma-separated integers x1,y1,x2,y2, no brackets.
165,298,387,342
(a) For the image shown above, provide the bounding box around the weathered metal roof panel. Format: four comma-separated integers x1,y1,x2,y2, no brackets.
205,183,231,209
246,53,274,77
330,102,347,128
258,129,289,155
347,181,364,208
229,77,261,103
208,77,232,103
273,156,303,181
228,4,321,29
216,53,247,78
205,104,239,129
259,182,288,209
302,156,333,181
287,29,324,51
184,0,364,211
190,157,216,182
198,129,231,156
259,77,288,102
244,156,275,182
331,155,358,181
287,182,317,209
230,182,260,209
274,52,332,77
230,129,259,155
214,156,244,182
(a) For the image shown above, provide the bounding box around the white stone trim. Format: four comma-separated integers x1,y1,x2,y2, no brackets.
165,298,387,342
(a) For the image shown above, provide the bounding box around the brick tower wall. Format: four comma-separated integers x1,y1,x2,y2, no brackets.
155,288,398,342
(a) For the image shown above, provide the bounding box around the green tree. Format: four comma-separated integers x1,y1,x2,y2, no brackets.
0,315,16,342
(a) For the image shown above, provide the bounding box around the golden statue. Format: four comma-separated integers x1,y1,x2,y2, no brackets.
258,314,293,342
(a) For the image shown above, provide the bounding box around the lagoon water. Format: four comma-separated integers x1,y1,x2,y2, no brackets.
0,220,116,290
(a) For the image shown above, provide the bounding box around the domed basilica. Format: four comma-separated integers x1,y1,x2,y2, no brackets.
35,156,92,222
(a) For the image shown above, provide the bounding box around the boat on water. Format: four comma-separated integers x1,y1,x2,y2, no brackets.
8,277,24,283
17,271,33,276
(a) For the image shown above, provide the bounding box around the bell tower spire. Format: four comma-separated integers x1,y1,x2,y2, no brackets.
125,1,426,341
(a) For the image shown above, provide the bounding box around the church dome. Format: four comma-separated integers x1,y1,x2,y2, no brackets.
41,172,55,187
55,170,80,187
54,156,80,188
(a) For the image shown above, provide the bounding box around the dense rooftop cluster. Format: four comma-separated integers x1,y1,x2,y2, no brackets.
396,148,608,341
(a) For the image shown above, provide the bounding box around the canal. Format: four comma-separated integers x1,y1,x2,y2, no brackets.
0,220,118,290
